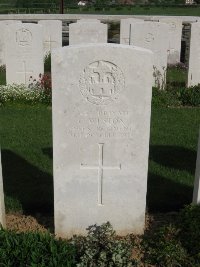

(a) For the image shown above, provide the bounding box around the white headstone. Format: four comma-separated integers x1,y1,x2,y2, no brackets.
38,20,62,56
157,17,182,65
69,19,107,45
187,22,200,87
120,18,143,45
5,23,44,86
0,151,6,228
193,128,200,204
130,21,169,89
0,20,21,66
52,43,153,238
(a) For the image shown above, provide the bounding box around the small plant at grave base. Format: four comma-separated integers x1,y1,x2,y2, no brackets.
176,85,200,107
71,222,139,267
0,84,51,105
28,73,52,103
142,224,191,267
153,65,166,90
0,228,77,266
178,204,200,262
38,73,52,96
152,86,181,107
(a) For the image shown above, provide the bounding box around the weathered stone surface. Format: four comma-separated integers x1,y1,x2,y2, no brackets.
187,22,200,87
120,18,143,45
69,19,107,45
193,128,200,204
5,23,44,85
0,151,6,228
52,43,153,238
38,20,62,56
0,20,21,66
157,17,182,65
130,21,169,89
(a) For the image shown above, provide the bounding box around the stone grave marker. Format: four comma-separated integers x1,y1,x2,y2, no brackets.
187,22,200,87
0,151,6,228
38,20,62,56
0,20,21,66
69,19,107,45
5,23,44,86
52,43,153,238
120,18,143,45
157,17,182,65
130,21,169,89
193,128,200,204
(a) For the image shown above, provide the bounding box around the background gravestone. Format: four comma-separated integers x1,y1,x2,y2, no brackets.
38,20,62,56
0,20,21,66
193,128,200,204
130,21,169,89
0,151,6,228
52,43,153,238
157,17,182,65
69,19,107,45
120,18,143,45
187,22,200,87
5,23,44,86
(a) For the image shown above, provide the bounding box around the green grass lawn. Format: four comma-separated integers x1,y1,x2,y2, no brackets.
65,6,200,16
0,5,200,16
0,103,199,216
166,66,187,88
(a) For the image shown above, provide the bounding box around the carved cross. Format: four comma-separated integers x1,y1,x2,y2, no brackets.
80,143,121,205
17,61,33,85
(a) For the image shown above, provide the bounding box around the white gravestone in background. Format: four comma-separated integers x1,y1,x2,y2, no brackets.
187,22,200,87
157,17,182,65
120,18,143,45
0,151,6,228
130,21,169,89
0,20,21,66
193,129,200,204
5,23,44,86
69,19,107,45
52,43,153,238
38,20,62,56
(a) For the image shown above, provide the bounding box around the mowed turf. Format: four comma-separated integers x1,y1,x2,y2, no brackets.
65,6,200,16
0,103,200,215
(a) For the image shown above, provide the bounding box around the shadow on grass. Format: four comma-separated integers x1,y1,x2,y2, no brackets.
42,147,53,159
149,145,196,175
1,149,54,228
147,172,193,213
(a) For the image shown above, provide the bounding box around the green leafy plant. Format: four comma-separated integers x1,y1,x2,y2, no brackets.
71,222,138,267
177,86,200,106
0,84,51,105
143,224,190,267
152,87,181,107
179,204,200,261
0,228,77,266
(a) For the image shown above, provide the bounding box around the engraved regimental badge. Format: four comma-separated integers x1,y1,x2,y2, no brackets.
16,28,32,46
79,60,125,105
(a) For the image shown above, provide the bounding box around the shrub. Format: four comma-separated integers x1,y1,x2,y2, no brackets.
0,228,77,266
152,87,181,107
179,204,200,261
143,224,190,267
0,83,51,105
177,86,200,107
71,222,138,267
